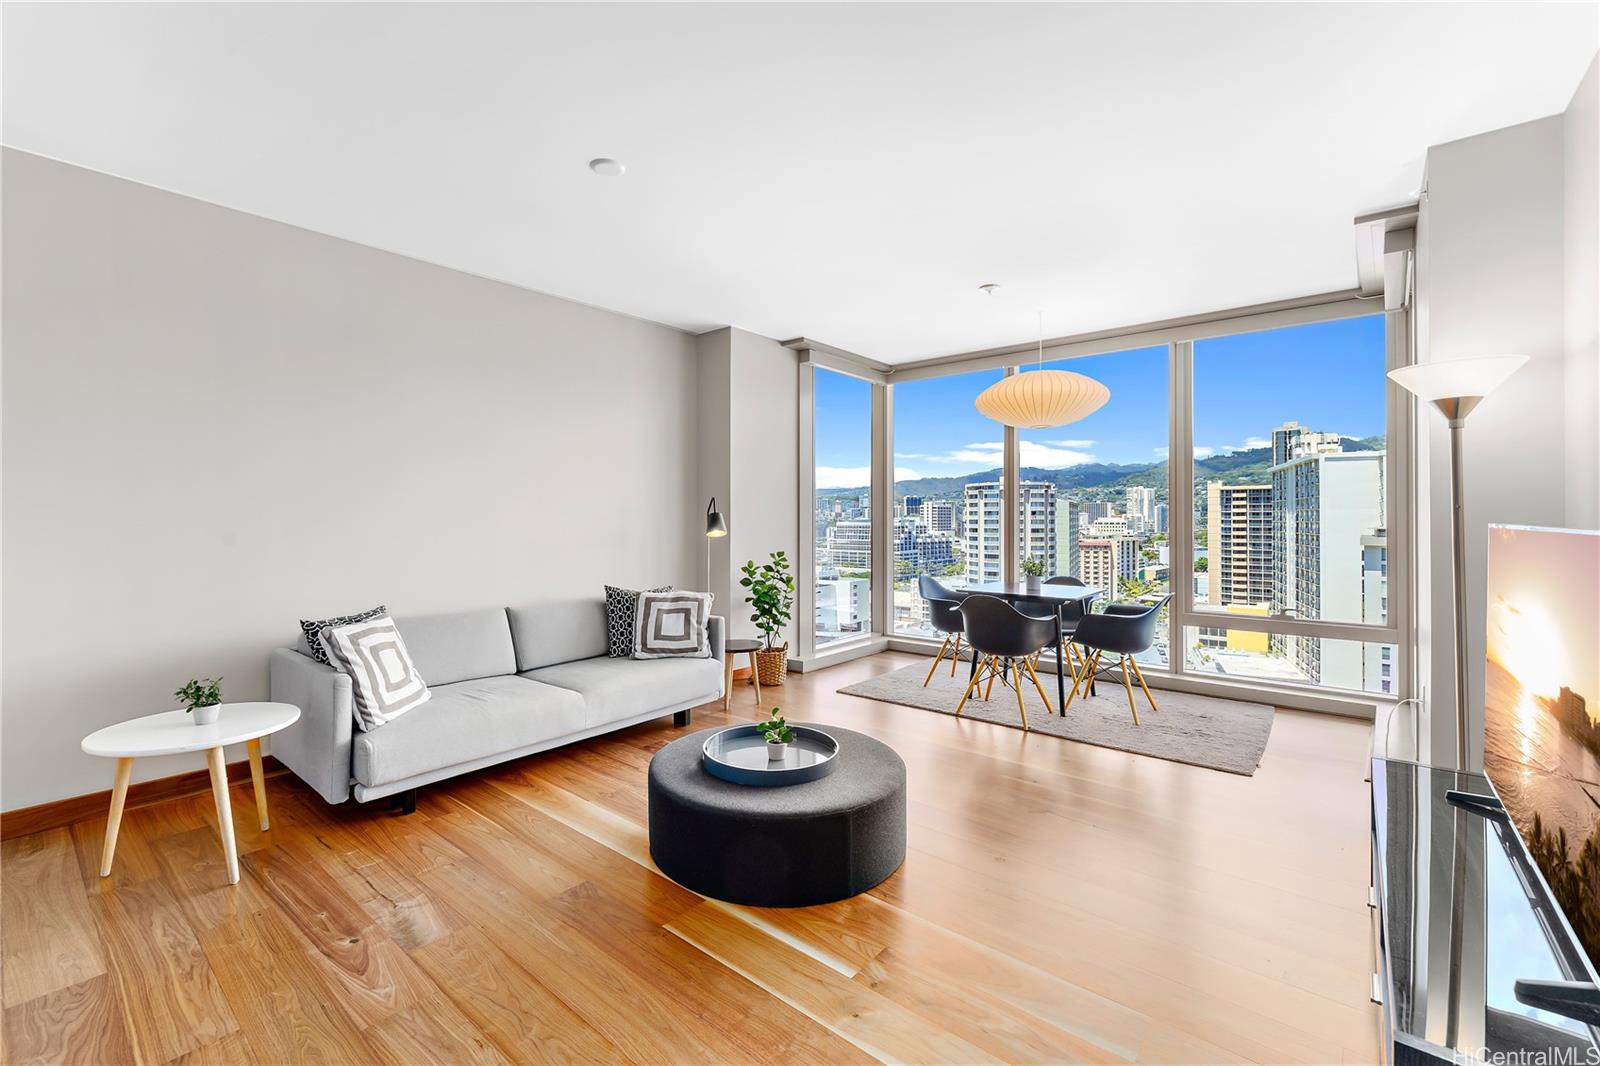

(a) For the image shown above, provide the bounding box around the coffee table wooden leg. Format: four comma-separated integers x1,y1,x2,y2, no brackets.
247,738,270,831
723,655,735,712
748,651,762,709
99,757,133,877
206,747,240,885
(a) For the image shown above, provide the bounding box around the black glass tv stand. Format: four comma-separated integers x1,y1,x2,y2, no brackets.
1371,757,1600,1062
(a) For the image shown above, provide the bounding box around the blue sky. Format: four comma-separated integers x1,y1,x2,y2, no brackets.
814,313,1388,488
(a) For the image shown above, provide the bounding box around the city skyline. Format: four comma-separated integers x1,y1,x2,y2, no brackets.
814,314,1388,488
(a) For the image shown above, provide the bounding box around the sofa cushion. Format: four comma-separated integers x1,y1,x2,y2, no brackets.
507,600,609,672
352,675,584,788
522,655,722,728
392,608,516,686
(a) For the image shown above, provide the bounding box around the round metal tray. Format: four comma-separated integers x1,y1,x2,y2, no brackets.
700,723,840,787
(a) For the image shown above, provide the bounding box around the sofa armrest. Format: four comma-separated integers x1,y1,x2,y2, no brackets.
268,647,354,804
708,614,726,665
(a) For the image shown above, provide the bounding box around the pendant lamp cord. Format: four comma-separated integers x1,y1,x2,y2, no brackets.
1037,310,1045,371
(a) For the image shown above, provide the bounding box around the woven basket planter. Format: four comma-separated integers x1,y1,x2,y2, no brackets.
754,645,789,687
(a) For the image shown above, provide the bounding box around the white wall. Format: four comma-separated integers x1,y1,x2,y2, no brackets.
1566,56,1599,530
695,327,799,650
1,149,703,810
1415,74,1598,766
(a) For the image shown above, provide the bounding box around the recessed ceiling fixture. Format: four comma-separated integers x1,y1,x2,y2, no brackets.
588,157,625,177
974,311,1111,429
978,283,1000,296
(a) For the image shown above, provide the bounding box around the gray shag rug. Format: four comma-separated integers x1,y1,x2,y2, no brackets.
837,658,1275,775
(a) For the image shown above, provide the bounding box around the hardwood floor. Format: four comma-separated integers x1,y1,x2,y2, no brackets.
1,651,1379,1064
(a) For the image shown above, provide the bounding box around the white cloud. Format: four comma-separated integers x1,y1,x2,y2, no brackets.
815,465,922,488
1152,446,1169,459
1193,446,1216,459
894,440,1097,470
1241,437,1270,449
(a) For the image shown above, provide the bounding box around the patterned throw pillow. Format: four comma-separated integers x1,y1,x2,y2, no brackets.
633,591,714,659
318,616,431,731
300,604,387,665
604,585,671,657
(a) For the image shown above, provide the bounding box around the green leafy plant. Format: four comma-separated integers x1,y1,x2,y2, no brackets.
175,677,223,712
1021,556,1047,578
759,709,795,745
739,551,795,652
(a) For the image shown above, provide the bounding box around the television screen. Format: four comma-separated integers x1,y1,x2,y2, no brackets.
1484,525,1600,975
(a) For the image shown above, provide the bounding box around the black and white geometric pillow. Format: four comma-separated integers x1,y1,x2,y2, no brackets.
318,615,430,731
604,585,671,657
633,591,713,659
300,604,387,665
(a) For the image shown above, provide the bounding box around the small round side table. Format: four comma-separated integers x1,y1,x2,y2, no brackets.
81,702,301,885
722,639,765,711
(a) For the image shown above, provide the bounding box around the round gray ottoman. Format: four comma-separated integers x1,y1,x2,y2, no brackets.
648,724,906,907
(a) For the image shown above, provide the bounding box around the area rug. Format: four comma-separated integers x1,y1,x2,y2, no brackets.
837,659,1275,775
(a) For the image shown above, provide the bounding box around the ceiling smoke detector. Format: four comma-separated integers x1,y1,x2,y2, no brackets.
978,283,1000,297
588,158,625,177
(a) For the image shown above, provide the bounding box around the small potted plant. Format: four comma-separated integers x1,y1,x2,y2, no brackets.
759,709,795,761
175,677,223,725
740,551,795,687
1021,556,1047,591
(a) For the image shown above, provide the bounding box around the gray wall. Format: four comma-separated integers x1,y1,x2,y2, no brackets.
1415,94,1598,769
1,149,703,810
1566,56,1599,531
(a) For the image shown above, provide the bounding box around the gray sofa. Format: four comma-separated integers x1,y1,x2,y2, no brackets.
269,600,725,806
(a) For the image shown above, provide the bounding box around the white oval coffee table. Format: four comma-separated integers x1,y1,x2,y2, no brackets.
82,702,300,885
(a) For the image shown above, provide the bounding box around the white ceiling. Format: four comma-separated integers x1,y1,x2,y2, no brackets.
4,3,1596,363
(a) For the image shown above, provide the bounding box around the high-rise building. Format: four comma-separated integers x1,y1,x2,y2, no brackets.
1079,536,1138,599
1205,481,1272,607
1089,514,1131,538
1153,502,1169,534
1124,486,1156,529
919,498,955,533
963,482,1004,585
1054,498,1080,578
892,517,956,576
1084,501,1113,523
816,576,870,637
1271,421,1342,465
1016,480,1056,573
1361,531,1392,694
1271,447,1386,688
902,494,923,515
963,479,1054,584
828,518,873,570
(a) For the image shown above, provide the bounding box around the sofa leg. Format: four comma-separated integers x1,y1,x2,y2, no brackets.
392,788,417,815
673,710,692,727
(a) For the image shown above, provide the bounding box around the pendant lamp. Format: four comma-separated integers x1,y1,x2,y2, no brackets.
975,312,1110,429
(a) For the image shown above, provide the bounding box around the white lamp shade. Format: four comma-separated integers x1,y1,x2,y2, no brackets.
1387,354,1528,401
974,369,1110,429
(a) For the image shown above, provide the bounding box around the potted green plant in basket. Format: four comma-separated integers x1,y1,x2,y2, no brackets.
739,551,794,687
759,709,795,761
175,677,223,725
1021,555,1047,591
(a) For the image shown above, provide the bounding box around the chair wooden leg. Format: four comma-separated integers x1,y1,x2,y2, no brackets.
1120,656,1141,726
949,633,962,676
1023,657,1053,713
983,658,999,701
954,657,988,716
923,635,951,686
1129,657,1158,711
1011,661,1030,731
1065,649,1099,709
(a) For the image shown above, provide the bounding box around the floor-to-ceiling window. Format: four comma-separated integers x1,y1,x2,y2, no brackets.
1185,313,1399,694
813,366,874,646
889,368,1004,636
1016,345,1171,666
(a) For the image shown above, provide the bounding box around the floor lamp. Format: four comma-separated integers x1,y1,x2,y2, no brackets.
1388,353,1527,770
1390,353,1525,1053
705,497,728,593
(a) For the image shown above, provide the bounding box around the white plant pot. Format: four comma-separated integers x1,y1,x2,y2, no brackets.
191,704,220,726
766,741,790,762
1025,575,1042,591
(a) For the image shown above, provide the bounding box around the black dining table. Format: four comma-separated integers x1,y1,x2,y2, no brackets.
961,580,1102,713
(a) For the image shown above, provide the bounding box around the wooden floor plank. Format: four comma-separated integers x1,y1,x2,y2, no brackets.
1,829,106,1008
1,650,1381,1065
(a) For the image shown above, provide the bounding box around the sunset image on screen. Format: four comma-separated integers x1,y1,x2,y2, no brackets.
1484,526,1600,967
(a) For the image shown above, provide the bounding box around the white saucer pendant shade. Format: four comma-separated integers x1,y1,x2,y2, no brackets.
974,368,1111,429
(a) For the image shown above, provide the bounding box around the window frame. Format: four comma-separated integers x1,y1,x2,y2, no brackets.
794,296,1414,704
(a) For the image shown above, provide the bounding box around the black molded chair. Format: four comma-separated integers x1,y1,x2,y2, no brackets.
1014,575,1094,691
1065,596,1171,725
954,595,1057,729
918,575,969,686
